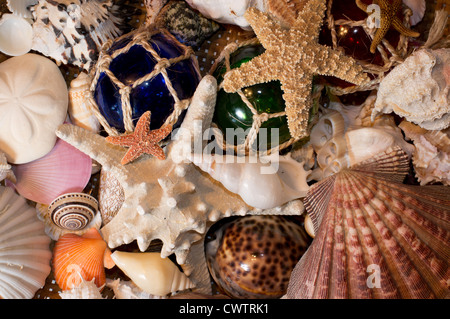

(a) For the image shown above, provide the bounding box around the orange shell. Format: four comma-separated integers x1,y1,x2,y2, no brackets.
53,228,113,291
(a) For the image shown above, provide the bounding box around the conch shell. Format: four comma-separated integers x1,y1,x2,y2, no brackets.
110,251,195,297
286,147,450,299
372,48,450,131
399,121,450,186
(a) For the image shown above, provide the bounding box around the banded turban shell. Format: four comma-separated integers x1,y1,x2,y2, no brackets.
48,192,99,231
286,147,450,299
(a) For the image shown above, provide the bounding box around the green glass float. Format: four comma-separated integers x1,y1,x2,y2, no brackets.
213,45,291,151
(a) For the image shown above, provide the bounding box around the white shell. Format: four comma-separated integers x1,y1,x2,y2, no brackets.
372,48,450,131
59,277,104,299
106,278,167,299
6,0,39,19
191,153,311,209
0,14,33,56
110,251,195,297
0,186,52,299
0,53,68,164
68,72,101,133
403,0,426,26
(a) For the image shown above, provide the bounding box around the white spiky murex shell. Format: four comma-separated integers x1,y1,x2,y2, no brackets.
0,186,52,299
59,277,104,299
30,0,123,70
285,147,450,299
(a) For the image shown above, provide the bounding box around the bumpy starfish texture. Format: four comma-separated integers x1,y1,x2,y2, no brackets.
55,76,304,293
356,0,420,54
105,111,172,165
222,0,369,140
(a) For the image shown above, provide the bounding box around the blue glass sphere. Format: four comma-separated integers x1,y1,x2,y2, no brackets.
94,31,201,133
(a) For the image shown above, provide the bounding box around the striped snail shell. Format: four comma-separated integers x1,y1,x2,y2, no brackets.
48,193,99,231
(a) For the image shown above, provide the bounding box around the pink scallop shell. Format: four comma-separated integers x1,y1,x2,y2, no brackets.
11,138,92,205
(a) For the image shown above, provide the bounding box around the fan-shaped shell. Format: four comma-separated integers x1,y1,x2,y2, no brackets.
52,228,113,291
0,13,33,56
286,148,450,299
11,138,92,205
0,186,52,299
0,53,68,164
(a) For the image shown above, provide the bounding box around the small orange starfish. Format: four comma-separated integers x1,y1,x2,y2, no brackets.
356,0,420,54
106,111,172,165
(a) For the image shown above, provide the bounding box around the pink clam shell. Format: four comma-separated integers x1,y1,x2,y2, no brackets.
11,138,92,205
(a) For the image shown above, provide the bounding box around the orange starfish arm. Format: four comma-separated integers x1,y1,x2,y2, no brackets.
133,111,152,138
147,124,173,144
121,145,144,165
106,134,138,147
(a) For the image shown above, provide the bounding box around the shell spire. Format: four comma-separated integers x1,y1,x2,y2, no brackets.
286,147,450,299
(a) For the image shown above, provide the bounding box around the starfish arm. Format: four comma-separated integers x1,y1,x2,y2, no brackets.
392,17,420,37
121,145,145,165
134,111,152,139
222,53,280,93
144,144,166,160
355,0,369,12
292,0,327,39
105,134,138,147
314,45,369,85
244,7,284,48
147,124,173,144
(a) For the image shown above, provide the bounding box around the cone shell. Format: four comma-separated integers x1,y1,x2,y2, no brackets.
286,148,450,299
0,186,52,299
11,138,92,205
52,228,112,291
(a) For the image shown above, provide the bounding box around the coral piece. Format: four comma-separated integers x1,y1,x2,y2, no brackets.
68,72,101,133
205,215,311,298
0,151,15,183
286,147,450,299
105,111,173,165
55,75,304,285
222,1,369,140
0,186,52,299
111,251,195,297
59,278,104,299
11,138,92,206
52,228,114,291
355,0,420,54
192,153,311,209
29,0,123,70
0,53,68,164
0,13,33,56
372,48,450,131
399,121,450,186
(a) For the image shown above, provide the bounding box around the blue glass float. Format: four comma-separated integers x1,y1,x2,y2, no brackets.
93,31,201,133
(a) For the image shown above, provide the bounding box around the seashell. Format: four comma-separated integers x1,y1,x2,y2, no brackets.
372,48,450,131
106,278,168,299
29,0,123,70
52,228,114,291
399,121,450,186
0,13,33,56
0,53,68,164
191,153,311,209
303,214,315,238
6,0,39,19
402,0,426,26
110,251,195,297
286,147,450,299
11,138,92,206
68,72,101,133
0,151,15,183
98,169,124,226
144,0,168,26
0,186,52,299
205,215,311,299
48,192,99,231
59,277,104,299
185,0,306,30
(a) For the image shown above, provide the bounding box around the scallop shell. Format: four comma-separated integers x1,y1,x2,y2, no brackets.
6,0,39,18
0,13,33,56
0,186,52,299
29,0,123,70
68,72,101,133
110,251,195,297
399,121,450,186
11,138,92,206
286,147,450,299
52,228,114,291
372,48,450,131
0,53,68,164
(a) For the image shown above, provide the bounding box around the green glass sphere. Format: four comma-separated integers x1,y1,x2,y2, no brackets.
213,45,291,151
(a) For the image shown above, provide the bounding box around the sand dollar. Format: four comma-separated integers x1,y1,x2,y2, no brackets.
0,53,68,164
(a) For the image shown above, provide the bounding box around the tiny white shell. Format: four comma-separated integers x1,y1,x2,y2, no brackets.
59,277,104,299
0,14,33,56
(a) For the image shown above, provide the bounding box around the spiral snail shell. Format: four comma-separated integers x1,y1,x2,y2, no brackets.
48,192,99,231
